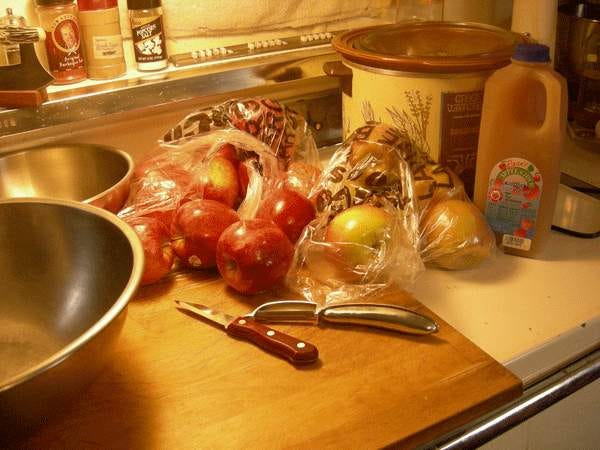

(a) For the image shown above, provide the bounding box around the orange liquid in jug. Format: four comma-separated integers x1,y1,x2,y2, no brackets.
473,44,567,258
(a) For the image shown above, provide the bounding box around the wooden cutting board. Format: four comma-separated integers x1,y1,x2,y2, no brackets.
15,271,522,449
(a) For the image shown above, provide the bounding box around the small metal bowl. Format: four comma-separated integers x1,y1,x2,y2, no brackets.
0,143,133,213
0,198,144,437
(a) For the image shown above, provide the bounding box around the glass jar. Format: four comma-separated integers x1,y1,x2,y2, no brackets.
0,8,26,67
77,0,126,79
35,0,87,84
127,0,168,71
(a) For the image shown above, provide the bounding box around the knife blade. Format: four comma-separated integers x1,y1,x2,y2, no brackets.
175,301,319,364
247,300,438,335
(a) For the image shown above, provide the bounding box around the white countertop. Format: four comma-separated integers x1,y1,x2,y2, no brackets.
412,230,600,385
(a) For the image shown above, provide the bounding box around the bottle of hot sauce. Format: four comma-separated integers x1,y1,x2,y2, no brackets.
36,0,87,84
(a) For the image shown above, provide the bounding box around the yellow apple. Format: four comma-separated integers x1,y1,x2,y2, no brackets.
324,204,394,275
420,199,494,270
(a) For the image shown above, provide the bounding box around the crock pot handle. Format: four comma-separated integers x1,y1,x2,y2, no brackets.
323,61,353,97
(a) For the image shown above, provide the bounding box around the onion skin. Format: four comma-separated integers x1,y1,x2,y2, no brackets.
420,199,495,270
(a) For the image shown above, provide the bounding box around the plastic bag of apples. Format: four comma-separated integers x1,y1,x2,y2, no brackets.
286,123,425,305
161,97,320,171
286,122,497,305
330,122,495,275
118,100,323,292
117,129,279,284
406,138,496,272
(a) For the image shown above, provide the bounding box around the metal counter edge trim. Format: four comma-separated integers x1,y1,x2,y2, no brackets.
420,347,600,450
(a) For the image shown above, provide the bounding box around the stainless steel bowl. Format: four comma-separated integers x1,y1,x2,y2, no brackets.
0,199,144,437
0,143,133,212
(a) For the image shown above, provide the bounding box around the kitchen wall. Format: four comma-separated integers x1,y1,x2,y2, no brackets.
1,0,396,65
0,0,513,69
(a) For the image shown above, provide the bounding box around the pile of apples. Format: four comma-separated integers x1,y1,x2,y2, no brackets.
122,142,320,295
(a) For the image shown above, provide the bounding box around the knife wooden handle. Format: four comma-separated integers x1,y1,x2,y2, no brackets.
227,317,319,364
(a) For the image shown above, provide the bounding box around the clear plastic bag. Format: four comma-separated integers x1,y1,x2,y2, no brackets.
286,122,424,305
418,196,496,271
390,134,496,271
119,96,324,287
118,128,282,227
412,160,495,271
413,161,467,214
161,97,320,170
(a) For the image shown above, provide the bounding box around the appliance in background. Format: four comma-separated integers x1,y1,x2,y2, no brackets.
551,1,600,238
557,2,600,128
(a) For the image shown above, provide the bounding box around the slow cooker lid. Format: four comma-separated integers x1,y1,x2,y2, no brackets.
332,22,525,73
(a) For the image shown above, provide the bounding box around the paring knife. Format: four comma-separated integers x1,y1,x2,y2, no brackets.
247,300,438,335
175,301,319,364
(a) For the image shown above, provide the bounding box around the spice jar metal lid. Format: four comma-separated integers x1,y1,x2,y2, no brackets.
77,0,118,10
35,0,75,6
332,22,528,74
127,0,162,9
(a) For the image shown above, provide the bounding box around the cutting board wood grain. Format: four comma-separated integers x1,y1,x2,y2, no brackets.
14,271,522,449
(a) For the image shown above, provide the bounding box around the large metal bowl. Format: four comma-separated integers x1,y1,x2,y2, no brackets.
0,198,144,437
0,143,133,213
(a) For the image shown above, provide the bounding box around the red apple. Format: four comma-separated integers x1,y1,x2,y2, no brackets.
199,155,240,208
523,184,540,201
126,216,174,285
126,163,194,228
133,156,178,180
171,199,240,269
215,143,240,169
513,228,527,238
325,204,393,270
216,219,294,295
238,161,250,199
520,218,534,230
256,187,316,243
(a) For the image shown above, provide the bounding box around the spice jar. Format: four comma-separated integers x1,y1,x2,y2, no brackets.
77,0,126,79
35,0,86,84
127,0,168,71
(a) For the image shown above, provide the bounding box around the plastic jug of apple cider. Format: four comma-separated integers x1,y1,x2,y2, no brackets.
473,43,567,258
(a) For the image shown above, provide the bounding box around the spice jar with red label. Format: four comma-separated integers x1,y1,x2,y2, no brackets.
36,0,87,84
127,0,168,71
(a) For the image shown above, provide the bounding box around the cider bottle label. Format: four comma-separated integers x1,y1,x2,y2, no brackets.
484,157,543,251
